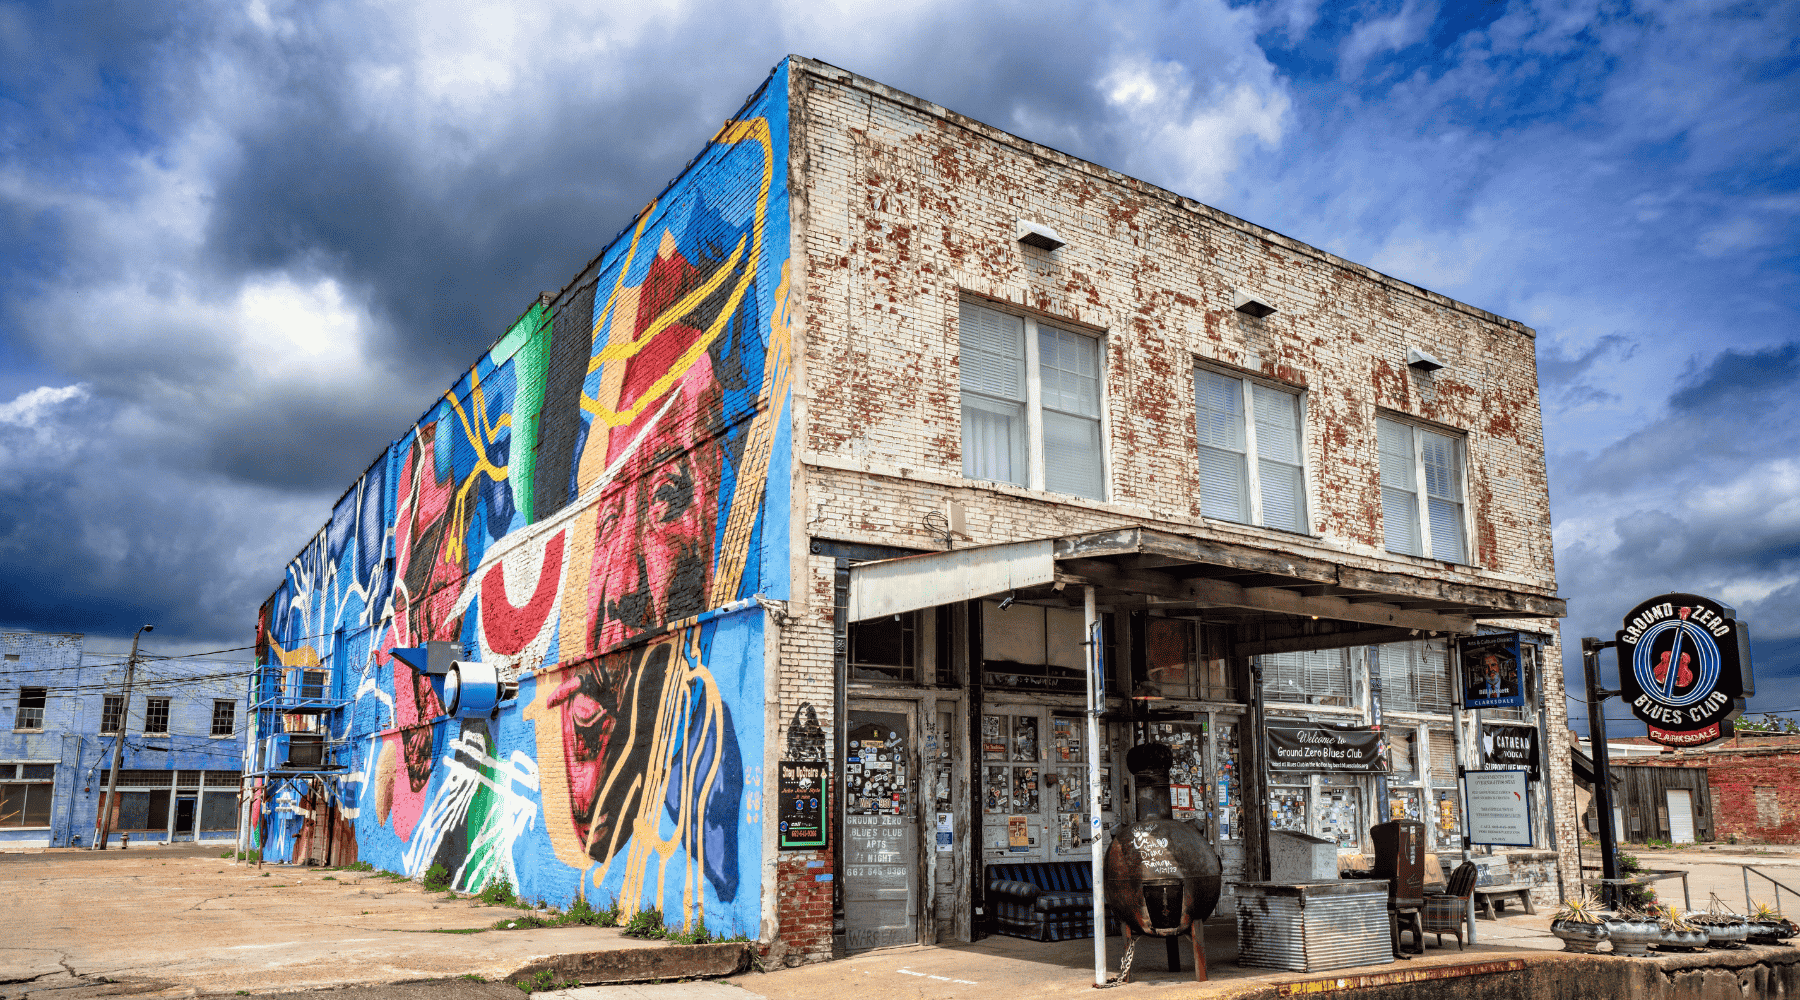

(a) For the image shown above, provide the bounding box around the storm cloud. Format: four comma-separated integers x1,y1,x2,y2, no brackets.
2,0,1797,722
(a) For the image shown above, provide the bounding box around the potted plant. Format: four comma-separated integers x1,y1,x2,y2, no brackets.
1655,905,1710,951
1746,902,1796,945
1603,908,1663,957
1688,907,1749,947
1550,894,1609,953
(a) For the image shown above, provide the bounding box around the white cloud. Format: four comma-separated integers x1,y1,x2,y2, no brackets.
1337,0,1438,80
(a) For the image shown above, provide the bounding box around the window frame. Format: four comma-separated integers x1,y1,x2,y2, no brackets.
210,700,236,738
143,697,171,735
1194,365,1312,534
101,694,125,735
1377,413,1472,564
13,687,46,731
957,299,1110,501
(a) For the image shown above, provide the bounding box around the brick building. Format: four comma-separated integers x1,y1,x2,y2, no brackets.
254,57,1572,964
1600,734,1800,844
1,629,249,848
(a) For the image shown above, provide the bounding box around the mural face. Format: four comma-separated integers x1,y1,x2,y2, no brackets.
255,64,791,935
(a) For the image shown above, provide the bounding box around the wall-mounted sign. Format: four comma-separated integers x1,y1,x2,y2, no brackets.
1463,769,1533,847
1266,724,1385,773
1458,632,1525,709
1482,724,1540,781
1617,593,1754,748
778,761,828,850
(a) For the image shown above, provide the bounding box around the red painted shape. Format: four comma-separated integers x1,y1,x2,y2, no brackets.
480,533,565,655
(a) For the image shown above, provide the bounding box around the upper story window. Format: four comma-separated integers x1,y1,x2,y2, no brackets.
211,700,236,737
144,697,171,735
959,301,1106,500
1377,416,1468,563
101,695,124,735
13,687,45,731
1195,368,1308,533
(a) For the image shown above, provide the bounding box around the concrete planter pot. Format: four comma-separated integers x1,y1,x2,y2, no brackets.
1602,917,1661,957
1550,919,1608,954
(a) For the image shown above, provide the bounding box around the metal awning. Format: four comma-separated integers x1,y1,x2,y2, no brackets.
847,526,1565,657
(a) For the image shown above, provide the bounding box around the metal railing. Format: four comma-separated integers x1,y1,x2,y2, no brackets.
1581,866,1691,911
1743,865,1800,916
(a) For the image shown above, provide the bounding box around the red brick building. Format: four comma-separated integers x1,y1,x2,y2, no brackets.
1610,734,1800,844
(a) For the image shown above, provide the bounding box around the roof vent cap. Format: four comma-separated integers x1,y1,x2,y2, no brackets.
1016,218,1066,251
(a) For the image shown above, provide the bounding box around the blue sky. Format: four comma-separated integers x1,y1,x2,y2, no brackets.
0,0,1795,734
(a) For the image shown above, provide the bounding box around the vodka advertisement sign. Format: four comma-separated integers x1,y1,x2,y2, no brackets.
1617,593,1754,748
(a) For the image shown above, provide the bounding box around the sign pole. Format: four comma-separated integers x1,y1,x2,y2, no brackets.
1581,638,1621,908
1084,585,1106,988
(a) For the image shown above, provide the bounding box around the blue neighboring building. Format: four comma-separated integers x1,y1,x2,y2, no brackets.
1,629,250,848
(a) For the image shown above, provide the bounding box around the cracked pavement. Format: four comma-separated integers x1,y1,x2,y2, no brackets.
0,845,664,997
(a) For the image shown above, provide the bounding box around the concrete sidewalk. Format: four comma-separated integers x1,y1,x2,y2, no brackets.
0,845,672,995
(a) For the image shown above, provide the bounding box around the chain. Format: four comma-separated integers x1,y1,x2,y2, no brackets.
1096,936,1139,988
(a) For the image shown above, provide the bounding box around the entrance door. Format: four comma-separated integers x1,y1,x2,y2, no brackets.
175,796,197,840
844,703,919,951
980,707,1114,863
1667,789,1695,844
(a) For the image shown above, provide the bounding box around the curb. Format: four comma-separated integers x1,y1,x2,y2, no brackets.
507,942,755,987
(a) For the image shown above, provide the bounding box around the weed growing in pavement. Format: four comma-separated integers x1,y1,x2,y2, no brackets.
427,927,487,934
332,861,375,872
669,919,711,945
514,970,576,993
260,873,270,878
622,907,666,939
423,863,452,892
322,876,336,881
460,973,485,982
478,876,517,907
219,850,234,859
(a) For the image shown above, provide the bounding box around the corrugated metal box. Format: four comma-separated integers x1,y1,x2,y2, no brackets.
1235,880,1393,972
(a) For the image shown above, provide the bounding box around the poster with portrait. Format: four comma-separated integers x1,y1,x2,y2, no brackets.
1458,632,1525,709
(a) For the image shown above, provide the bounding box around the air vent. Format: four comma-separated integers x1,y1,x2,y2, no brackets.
1016,218,1066,251
1232,289,1276,318
1406,347,1445,373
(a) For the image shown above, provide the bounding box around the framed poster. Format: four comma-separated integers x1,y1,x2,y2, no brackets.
778,760,828,850
1462,769,1532,847
1459,632,1525,709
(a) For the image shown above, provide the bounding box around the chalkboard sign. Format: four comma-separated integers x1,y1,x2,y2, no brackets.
779,760,828,850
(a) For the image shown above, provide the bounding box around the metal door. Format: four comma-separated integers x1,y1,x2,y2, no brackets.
1667,789,1695,844
844,703,919,951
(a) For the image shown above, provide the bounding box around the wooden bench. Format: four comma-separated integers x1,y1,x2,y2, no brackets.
1471,883,1537,919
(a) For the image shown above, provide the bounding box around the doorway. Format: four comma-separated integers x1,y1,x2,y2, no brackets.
174,796,197,841
1667,789,1695,844
843,701,921,952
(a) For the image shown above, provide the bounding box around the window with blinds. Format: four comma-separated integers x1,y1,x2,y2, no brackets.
1263,648,1350,705
958,301,1105,499
1377,415,1468,563
1195,367,1308,532
1427,729,1458,783
1377,640,1453,715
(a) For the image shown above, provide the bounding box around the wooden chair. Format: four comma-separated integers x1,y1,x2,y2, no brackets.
1420,862,1479,949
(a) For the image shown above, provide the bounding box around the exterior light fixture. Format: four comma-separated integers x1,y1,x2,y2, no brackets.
1016,218,1066,251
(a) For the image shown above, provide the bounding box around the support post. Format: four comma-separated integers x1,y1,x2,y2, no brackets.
1451,672,1476,946
1581,638,1622,908
1084,585,1106,988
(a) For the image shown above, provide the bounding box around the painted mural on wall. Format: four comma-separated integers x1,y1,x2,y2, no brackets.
254,64,792,936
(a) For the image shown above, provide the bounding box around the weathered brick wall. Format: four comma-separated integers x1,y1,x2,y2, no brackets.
788,61,1555,596
1631,748,1800,844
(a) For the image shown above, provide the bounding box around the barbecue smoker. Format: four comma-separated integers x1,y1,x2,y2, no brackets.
1103,742,1223,981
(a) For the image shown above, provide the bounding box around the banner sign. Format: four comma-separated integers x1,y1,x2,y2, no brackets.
1482,724,1540,781
1458,632,1526,709
1267,724,1385,773
1463,769,1533,847
777,761,828,850
1617,592,1754,748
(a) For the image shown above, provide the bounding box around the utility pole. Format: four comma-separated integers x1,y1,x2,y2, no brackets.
94,625,152,850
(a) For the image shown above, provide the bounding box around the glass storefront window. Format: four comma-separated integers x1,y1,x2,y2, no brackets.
1433,787,1462,849
1388,786,1422,822
1219,722,1242,841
